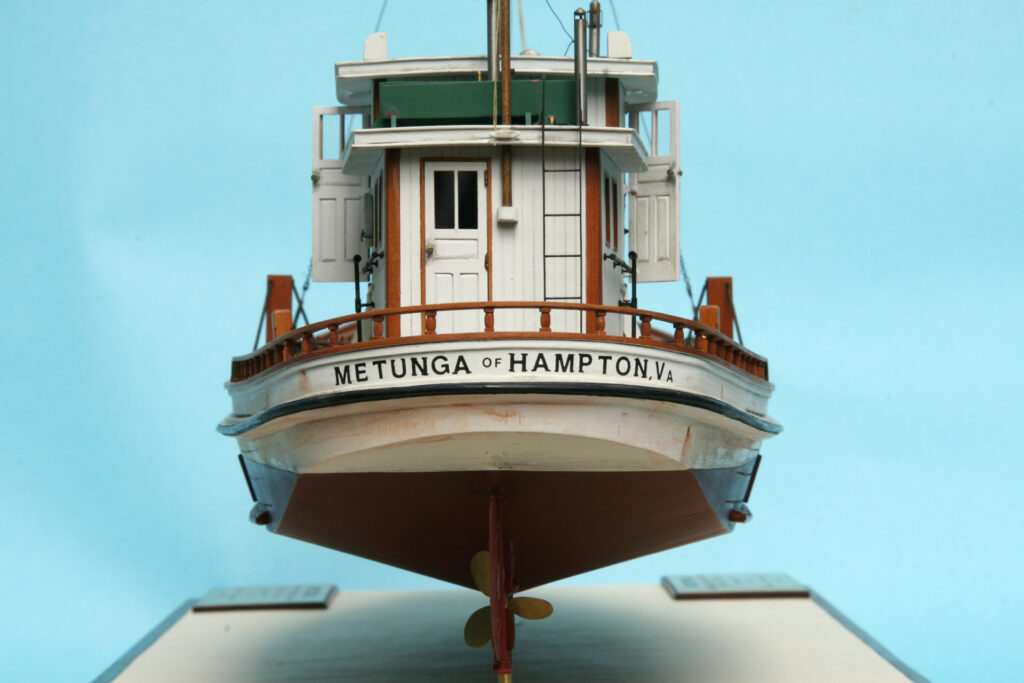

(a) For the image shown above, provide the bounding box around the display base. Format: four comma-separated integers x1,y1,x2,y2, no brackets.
97,575,927,682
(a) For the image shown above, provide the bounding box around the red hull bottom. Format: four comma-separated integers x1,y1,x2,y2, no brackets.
244,460,753,589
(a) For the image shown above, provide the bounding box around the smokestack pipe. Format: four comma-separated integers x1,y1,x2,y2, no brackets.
487,0,499,81
588,1,601,57
574,8,587,125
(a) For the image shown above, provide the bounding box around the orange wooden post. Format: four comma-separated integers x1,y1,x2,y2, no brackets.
425,311,437,335
265,275,293,343
673,322,685,346
699,305,720,331
539,307,551,332
271,309,292,341
705,277,734,339
639,315,653,340
373,315,384,339
484,307,494,333
595,310,606,335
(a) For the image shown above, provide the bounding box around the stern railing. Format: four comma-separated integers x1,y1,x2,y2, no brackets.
229,301,769,383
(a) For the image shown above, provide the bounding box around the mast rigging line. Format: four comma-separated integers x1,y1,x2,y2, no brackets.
373,0,388,33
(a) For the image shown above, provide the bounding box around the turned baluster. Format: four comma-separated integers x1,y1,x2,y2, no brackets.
281,341,292,361
425,310,437,335
301,333,311,354
484,307,494,333
328,324,339,346
673,322,685,346
539,306,551,333
373,315,384,339
595,310,606,335
639,315,653,340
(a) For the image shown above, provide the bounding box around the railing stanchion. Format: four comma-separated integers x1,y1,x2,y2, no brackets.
373,314,384,339
639,315,652,340
484,307,494,333
425,310,437,335
595,310,605,335
539,306,552,333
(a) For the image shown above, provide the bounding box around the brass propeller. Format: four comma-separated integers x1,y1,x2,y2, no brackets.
463,551,553,648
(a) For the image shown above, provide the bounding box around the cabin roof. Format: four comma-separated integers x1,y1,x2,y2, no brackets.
340,124,648,175
335,55,659,107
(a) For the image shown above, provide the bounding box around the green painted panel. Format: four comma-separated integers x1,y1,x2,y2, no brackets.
376,80,576,127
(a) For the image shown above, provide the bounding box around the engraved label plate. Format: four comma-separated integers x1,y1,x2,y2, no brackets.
662,573,809,599
193,584,336,611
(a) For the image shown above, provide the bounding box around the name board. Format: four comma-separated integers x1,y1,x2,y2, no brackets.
333,350,675,386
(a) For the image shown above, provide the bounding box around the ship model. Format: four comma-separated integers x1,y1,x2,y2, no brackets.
218,2,780,679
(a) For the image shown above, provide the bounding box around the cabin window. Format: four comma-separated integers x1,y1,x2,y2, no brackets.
433,170,479,229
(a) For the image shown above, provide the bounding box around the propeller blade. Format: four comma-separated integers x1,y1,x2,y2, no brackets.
470,550,490,596
463,605,492,648
510,597,553,620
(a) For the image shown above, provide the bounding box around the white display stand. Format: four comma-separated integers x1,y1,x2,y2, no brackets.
97,575,927,682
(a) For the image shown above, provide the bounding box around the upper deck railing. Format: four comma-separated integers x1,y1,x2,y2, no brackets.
230,301,768,384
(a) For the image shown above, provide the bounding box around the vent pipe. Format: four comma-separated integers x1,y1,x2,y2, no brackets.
588,1,601,57
574,8,588,125
500,0,513,207
487,0,499,81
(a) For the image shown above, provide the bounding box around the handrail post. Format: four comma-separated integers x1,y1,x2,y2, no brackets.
539,306,551,333
673,322,684,346
484,306,494,333
425,310,437,335
594,310,606,335
373,314,384,339
639,315,652,340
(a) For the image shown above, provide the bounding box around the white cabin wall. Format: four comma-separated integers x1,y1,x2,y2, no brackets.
398,146,497,335
600,154,627,336
586,76,606,127
387,143,619,335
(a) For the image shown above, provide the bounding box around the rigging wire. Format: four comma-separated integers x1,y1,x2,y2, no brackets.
252,280,272,352
679,247,698,320
726,282,744,346
517,0,528,54
543,0,575,55
545,0,573,41
374,0,388,33
608,0,621,30
292,259,313,328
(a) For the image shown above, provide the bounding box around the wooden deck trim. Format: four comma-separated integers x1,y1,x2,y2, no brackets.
228,301,769,385
385,149,401,337
585,149,602,332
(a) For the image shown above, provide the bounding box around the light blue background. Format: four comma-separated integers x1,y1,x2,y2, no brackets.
2,1,1021,681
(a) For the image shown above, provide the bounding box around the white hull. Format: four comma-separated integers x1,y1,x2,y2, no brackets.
221,338,778,477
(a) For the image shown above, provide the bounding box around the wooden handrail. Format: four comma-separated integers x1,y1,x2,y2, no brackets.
229,301,769,384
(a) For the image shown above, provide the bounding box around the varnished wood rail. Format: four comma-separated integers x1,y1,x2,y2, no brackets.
229,301,769,383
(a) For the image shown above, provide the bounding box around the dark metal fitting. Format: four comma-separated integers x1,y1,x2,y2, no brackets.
249,503,272,526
